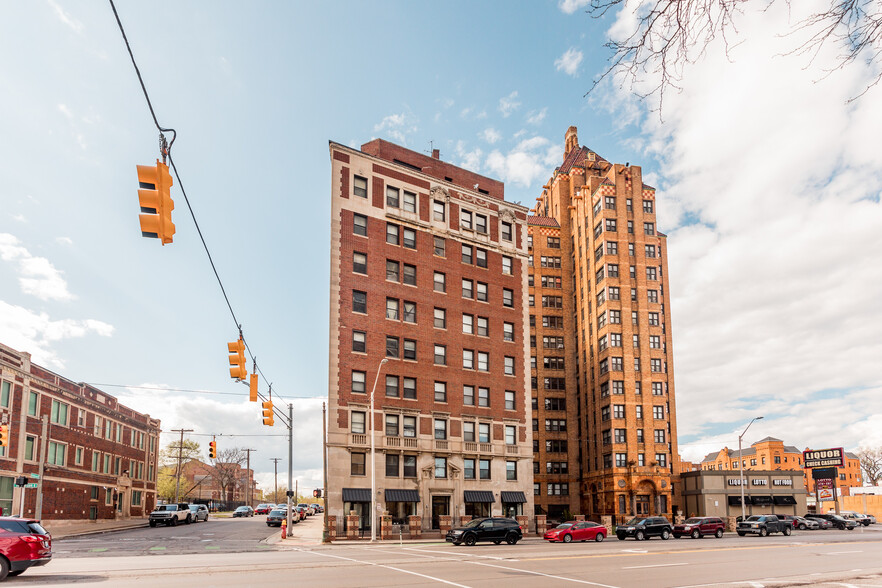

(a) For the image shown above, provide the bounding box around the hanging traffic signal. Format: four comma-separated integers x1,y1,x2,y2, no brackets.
0,424,9,447
313,489,322,498
262,400,274,426
249,373,258,402
228,337,247,380
209,440,217,459
137,160,175,245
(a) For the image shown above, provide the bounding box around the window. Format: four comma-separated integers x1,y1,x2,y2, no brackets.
605,219,617,232
403,301,416,323
596,266,605,283
383,414,399,437
505,390,515,410
654,429,666,443
464,458,476,479
433,199,445,221
636,406,643,419
612,381,624,395
434,272,446,292
543,295,563,308
616,453,628,467
386,186,400,207
352,371,366,394
608,263,619,278
545,419,567,431
27,390,38,416
475,214,487,234
434,236,446,257
653,405,665,419
613,405,625,418
637,429,645,443
651,358,662,372
403,191,416,212
543,316,563,328
503,322,514,342
51,400,69,425
386,336,399,358
477,352,489,372
403,340,417,361
386,260,400,282
502,255,512,275
477,317,489,337
503,288,513,307
386,223,399,245
463,385,475,406
353,175,367,198
648,312,660,326
434,345,447,366
479,459,491,480
462,279,474,299
652,382,664,395
630,265,637,279
351,453,366,476
478,387,490,407
649,335,661,349
646,267,657,280
403,416,416,438
645,244,656,258
386,298,399,320
655,453,667,467
548,483,569,496
504,356,515,375
461,210,473,230
506,461,518,480
643,200,654,213
462,349,475,370
353,213,367,236
352,331,366,353
463,422,475,442
47,441,66,466
403,377,416,399
434,307,446,329
353,290,367,313
434,419,447,440
644,222,655,235
385,454,399,477
351,411,366,434
614,429,627,443
605,195,616,209
547,237,560,248
403,264,416,285
476,282,488,302
403,228,416,249
606,241,618,255
476,248,487,268
505,425,516,445
610,333,622,347
501,221,512,241
463,314,474,334
385,375,399,397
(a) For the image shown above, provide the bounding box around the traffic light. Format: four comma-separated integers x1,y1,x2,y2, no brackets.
209,440,217,459
228,337,247,380
262,400,274,426
313,489,322,498
249,373,258,402
136,160,175,245
0,425,9,447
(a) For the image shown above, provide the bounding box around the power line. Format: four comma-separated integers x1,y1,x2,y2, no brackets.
108,0,290,408
85,382,325,400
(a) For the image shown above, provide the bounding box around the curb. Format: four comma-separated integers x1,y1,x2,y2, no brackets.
52,522,148,540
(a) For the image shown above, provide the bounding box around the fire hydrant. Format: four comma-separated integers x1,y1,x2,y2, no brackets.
281,517,287,540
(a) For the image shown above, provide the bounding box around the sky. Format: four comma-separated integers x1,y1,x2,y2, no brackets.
1,0,880,494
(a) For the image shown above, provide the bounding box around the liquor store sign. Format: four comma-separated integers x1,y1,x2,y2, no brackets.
803,447,844,468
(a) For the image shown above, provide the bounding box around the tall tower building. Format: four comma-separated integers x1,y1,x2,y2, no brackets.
529,127,679,521
327,139,533,534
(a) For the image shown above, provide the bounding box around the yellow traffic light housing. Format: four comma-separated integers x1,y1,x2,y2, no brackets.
137,160,175,245
249,373,258,402
262,400,274,426
208,440,217,459
228,337,247,380
0,424,9,447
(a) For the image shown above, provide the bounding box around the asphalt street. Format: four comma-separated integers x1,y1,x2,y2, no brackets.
14,520,882,587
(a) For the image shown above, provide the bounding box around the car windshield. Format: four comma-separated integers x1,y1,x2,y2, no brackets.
235,507,249,511
462,519,484,528
684,518,702,525
746,516,762,521
624,518,645,526
555,523,574,529
189,505,200,511
162,505,178,511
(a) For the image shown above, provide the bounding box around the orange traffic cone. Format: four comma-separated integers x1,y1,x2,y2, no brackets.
281,518,287,539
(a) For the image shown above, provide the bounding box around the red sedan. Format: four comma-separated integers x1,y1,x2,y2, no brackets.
0,517,52,580
544,520,607,543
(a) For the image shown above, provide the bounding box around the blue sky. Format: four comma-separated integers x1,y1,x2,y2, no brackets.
2,1,881,492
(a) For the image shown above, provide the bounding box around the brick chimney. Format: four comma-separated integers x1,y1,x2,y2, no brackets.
564,126,579,160
432,149,440,160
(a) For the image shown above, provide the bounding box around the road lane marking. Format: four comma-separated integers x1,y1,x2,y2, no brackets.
149,546,166,551
622,562,687,570
827,551,863,554
298,547,472,587
465,560,620,587
404,546,515,561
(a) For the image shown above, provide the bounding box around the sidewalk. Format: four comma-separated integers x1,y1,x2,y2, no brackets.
45,518,148,539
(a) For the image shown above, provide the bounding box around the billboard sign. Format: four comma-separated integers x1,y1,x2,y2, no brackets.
804,447,845,468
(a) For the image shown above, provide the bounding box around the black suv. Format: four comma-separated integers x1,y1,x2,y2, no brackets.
804,513,855,530
446,517,523,546
616,517,673,541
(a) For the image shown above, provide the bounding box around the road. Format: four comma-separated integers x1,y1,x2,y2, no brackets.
13,521,882,587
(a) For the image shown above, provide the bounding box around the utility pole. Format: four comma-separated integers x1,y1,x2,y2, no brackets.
171,428,193,504
34,415,49,520
286,403,293,531
244,448,256,506
322,401,330,543
270,458,281,503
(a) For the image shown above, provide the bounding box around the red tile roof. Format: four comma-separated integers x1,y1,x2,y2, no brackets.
527,216,560,227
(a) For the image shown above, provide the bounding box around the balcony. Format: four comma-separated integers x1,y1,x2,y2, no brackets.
385,436,401,448
351,434,367,445
435,439,449,451
464,442,478,453
479,443,493,454
505,445,519,455
403,438,418,448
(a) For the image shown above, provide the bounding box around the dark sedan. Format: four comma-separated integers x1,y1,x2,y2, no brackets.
266,509,287,527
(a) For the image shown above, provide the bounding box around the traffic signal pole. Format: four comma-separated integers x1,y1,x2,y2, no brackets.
287,403,293,532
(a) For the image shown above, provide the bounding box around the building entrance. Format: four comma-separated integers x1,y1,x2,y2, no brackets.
431,496,449,529
636,495,650,515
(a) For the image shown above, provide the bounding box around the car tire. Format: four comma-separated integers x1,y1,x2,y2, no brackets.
661,529,671,540
149,521,156,528
0,558,9,582
617,534,626,541
464,534,477,546
170,517,177,527
798,523,806,530
595,532,605,542
737,531,746,537
715,529,724,538
691,529,701,539
759,527,768,537
783,526,791,536
506,533,519,545
493,540,502,545
635,530,645,541
563,534,572,543
452,541,461,546
185,515,192,524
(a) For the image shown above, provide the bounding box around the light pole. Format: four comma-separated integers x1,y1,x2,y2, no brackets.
738,416,764,521
369,358,388,543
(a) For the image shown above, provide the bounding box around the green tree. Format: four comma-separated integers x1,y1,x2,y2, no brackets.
160,439,202,468
156,466,178,502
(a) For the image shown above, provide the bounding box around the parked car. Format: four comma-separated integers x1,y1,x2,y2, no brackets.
188,504,209,522
673,517,725,539
149,503,192,527
794,516,821,530
297,503,315,516
266,509,287,527
294,506,307,520
0,517,52,581
837,512,872,526
310,503,323,514
863,513,877,524
233,506,255,518
254,504,273,515
805,513,855,530
446,517,523,546
543,521,606,543
776,515,800,529
737,515,791,536
616,517,673,541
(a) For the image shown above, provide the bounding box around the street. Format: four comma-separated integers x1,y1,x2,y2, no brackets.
13,521,882,587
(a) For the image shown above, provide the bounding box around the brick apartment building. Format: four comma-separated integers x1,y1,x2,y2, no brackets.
327,139,533,533
174,459,257,506
529,127,680,521
0,342,161,520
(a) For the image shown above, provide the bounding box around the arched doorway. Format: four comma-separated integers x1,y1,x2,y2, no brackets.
635,480,657,516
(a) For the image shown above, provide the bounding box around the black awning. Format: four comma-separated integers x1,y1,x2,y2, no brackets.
773,495,797,505
385,489,420,502
751,495,773,506
727,495,751,506
500,491,527,504
464,490,495,503
342,488,371,502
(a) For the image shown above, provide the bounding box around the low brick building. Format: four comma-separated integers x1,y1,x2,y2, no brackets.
175,459,257,507
0,342,160,520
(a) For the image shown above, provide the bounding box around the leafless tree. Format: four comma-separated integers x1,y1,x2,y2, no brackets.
583,0,882,105
856,446,882,486
213,447,247,503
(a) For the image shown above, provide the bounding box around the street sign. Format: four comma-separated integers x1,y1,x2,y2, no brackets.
29,473,40,479
804,447,844,468
25,483,38,488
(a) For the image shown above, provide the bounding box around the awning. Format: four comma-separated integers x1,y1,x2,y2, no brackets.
342,488,371,502
464,490,495,503
385,489,420,502
773,495,797,505
727,495,751,506
751,495,773,506
500,491,527,504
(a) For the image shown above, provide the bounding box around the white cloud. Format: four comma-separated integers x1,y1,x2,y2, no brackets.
455,141,483,173
13,214,26,223
0,300,113,369
555,47,584,76
56,237,73,246
559,0,590,14
484,136,560,187
0,233,74,301
49,0,84,34
479,128,502,144
603,1,882,457
373,111,418,145
498,91,521,118
526,107,548,125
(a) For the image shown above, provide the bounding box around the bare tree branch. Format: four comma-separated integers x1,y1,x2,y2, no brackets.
856,446,882,486
213,447,247,503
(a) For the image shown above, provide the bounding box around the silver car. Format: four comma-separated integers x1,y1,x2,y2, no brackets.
188,504,209,522
794,516,819,530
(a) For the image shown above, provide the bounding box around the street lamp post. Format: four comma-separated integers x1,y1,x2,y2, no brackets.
369,358,388,543
738,416,764,521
